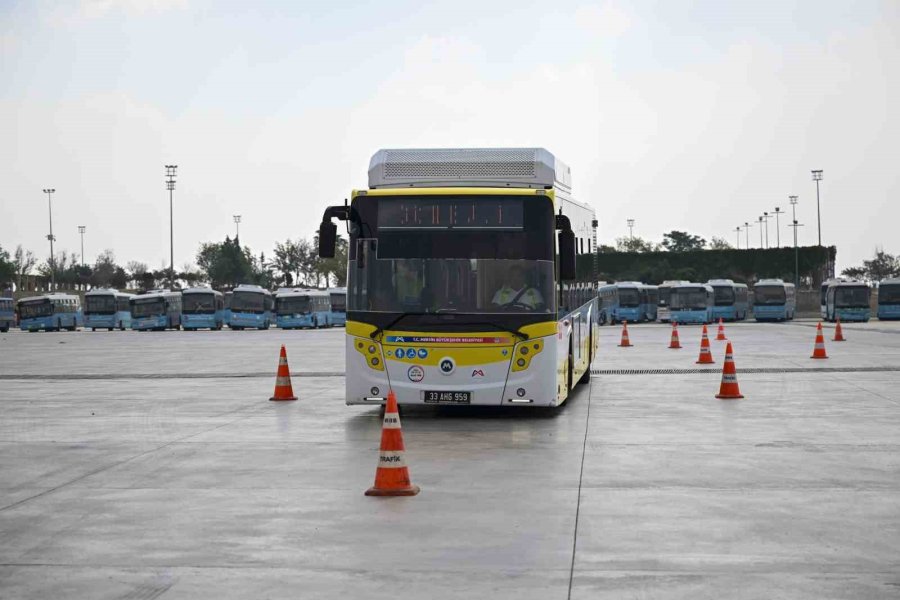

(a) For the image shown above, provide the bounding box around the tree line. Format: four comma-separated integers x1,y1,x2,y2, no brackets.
0,234,349,293
605,230,732,253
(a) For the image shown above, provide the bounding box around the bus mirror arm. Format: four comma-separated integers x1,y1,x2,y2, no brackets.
318,205,350,259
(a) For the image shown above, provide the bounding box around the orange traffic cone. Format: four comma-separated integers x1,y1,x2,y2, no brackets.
716,318,727,341
669,322,682,349
833,317,846,342
811,322,828,359
366,391,420,497
618,321,632,347
715,342,744,399
696,324,715,364
269,345,298,401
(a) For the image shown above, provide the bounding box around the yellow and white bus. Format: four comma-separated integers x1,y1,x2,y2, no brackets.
318,148,598,407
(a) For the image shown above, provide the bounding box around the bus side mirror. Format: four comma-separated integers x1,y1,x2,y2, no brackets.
558,229,576,281
318,221,337,258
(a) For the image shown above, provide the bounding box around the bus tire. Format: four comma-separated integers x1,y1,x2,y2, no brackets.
92,328,97,332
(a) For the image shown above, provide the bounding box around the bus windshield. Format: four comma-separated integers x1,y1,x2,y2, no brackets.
834,287,869,308
132,299,165,317
879,285,900,305
19,299,52,318
0,299,13,312
348,258,554,314
183,293,217,314
712,286,735,306
618,289,640,307
232,291,266,313
277,296,311,315
755,286,786,305
657,287,672,307
670,289,708,310
85,295,116,315
330,293,346,313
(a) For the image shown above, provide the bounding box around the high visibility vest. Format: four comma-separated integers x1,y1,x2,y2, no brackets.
494,286,541,308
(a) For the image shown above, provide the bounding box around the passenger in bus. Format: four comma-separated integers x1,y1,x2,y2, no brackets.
491,266,544,310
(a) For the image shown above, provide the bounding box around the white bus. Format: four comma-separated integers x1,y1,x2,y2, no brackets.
318,147,597,408
657,280,690,322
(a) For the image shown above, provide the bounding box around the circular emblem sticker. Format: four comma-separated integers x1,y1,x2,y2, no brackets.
407,365,425,382
439,357,455,375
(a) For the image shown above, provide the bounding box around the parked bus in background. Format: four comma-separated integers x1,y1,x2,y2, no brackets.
0,296,16,332
130,290,182,331
707,279,750,322
84,289,134,331
597,282,615,324
640,284,658,322
820,278,846,319
656,280,690,322
228,284,273,330
317,147,595,408
752,279,796,321
17,293,82,332
275,289,332,329
877,279,900,320
181,287,225,330
328,287,347,327
669,283,713,324
607,282,643,324
825,280,870,322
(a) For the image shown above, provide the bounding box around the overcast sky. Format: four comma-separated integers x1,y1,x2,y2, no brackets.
1,0,897,273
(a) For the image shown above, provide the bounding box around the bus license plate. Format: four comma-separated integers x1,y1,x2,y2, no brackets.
423,391,471,404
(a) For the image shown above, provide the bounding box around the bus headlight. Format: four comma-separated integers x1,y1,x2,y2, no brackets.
512,339,544,372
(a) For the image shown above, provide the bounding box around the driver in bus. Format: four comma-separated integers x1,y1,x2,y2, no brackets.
491,265,544,310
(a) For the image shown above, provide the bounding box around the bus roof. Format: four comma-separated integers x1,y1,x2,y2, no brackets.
85,288,132,297
368,147,571,193
672,282,712,291
276,289,329,298
828,280,869,288
233,284,272,295
327,287,347,294
707,279,735,285
879,278,900,286
755,279,795,288
131,290,180,301
183,286,223,296
18,293,79,303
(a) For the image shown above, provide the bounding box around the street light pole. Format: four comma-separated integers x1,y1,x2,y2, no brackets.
735,226,741,250
773,207,782,248
78,226,86,268
43,188,56,289
165,165,177,286
233,215,241,241
626,219,635,241
762,212,771,249
811,170,823,246
744,221,752,248
758,216,764,248
789,219,804,288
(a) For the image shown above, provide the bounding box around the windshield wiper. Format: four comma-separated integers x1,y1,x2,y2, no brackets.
370,312,428,340
450,320,529,341
370,313,529,341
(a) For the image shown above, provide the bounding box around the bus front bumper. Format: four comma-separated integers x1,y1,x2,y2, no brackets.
229,313,266,328
877,305,900,320
84,315,117,328
344,335,559,407
132,316,167,330
182,315,218,329
277,315,316,329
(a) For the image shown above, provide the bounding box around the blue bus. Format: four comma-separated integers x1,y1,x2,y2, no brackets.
877,279,900,320
752,279,796,321
604,282,643,324
181,287,225,330
820,278,847,319
669,283,714,324
640,284,658,322
328,287,347,327
228,284,274,330
0,297,16,332
84,289,134,331
656,280,690,323
275,289,332,329
825,281,870,322
708,279,750,322
597,282,615,324
130,290,183,331
17,293,83,332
